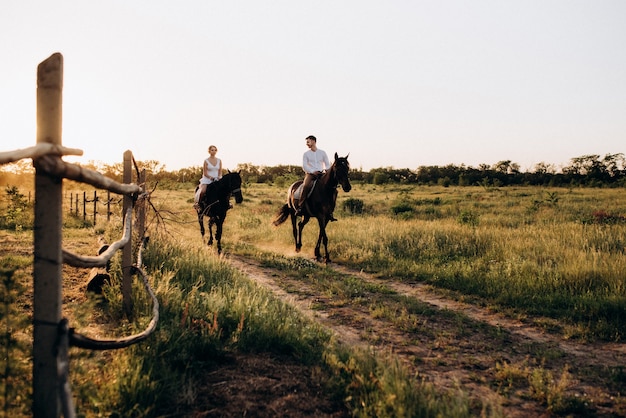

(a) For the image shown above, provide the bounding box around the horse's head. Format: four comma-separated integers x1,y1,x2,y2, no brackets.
224,171,244,204
333,153,352,193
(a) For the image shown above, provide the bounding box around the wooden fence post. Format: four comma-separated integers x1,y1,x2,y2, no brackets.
93,190,97,225
122,150,133,317
137,169,146,239
33,52,63,417
107,190,111,221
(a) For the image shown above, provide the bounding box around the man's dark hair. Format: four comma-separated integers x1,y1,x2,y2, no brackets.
306,135,317,141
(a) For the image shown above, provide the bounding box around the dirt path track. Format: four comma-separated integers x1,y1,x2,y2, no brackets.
225,253,626,417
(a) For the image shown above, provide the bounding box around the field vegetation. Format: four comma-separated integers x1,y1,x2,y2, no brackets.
1,169,626,416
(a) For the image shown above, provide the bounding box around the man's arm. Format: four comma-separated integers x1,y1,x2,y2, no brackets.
303,152,313,174
322,151,331,171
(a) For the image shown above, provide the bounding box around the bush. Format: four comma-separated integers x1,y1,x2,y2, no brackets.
457,210,479,226
343,198,365,214
391,202,413,216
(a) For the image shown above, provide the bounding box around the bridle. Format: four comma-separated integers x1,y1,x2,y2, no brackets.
333,159,350,188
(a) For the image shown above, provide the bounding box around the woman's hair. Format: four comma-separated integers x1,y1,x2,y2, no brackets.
208,145,218,152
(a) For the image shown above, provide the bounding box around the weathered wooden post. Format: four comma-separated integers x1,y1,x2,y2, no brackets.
93,190,97,225
122,150,133,316
106,190,111,221
82,191,87,221
33,52,63,417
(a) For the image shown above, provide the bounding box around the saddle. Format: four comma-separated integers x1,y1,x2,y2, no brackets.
293,179,317,201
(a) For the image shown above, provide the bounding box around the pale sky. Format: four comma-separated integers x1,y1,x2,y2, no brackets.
1,1,625,172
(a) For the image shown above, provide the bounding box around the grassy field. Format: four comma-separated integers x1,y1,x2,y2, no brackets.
1,181,625,416
217,182,626,342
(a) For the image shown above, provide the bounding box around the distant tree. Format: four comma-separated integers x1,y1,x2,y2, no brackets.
533,162,556,174
602,153,625,179
235,163,262,183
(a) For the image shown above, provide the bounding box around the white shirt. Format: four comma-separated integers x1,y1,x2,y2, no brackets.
303,149,330,174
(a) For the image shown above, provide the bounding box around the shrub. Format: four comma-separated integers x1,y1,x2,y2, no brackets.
457,210,479,226
343,198,365,214
391,202,413,216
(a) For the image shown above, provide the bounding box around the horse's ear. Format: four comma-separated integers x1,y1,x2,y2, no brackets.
346,152,350,159
335,152,339,160
227,169,231,174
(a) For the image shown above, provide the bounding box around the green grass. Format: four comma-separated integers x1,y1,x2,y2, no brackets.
229,183,626,342
73,232,470,417
3,181,626,416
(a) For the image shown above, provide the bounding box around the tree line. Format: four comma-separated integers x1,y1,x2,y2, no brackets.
168,153,626,188
2,153,625,189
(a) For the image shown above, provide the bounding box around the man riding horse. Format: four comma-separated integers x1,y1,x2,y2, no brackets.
295,135,337,222
273,141,351,262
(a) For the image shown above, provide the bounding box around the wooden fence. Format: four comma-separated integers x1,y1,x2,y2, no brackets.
0,53,159,417
67,190,119,224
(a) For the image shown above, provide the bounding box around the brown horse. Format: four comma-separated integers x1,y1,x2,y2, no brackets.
273,153,351,262
196,171,243,254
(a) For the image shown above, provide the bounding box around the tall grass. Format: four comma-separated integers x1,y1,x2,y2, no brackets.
224,183,626,341
4,181,624,415
69,230,470,416
328,186,626,341
79,234,331,415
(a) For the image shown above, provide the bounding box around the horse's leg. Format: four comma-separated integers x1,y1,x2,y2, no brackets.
322,219,330,263
315,217,330,263
215,219,224,254
207,218,214,246
198,213,205,240
290,212,300,252
297,216,310,254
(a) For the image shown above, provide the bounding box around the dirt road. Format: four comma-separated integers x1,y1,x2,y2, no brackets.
225,253,626,417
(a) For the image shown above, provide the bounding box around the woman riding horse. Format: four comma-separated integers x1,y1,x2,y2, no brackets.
273,153,351,263
196,171,243,254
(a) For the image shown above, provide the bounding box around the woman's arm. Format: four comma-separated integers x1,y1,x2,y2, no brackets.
203,159,209,177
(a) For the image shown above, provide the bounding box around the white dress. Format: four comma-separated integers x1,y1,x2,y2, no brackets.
200,158,221,185
195,158,221,204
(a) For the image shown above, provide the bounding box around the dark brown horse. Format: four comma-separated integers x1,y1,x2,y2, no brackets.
196,171,243,254
273,153,351,262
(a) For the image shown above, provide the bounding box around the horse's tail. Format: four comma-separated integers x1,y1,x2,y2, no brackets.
273,203,290,226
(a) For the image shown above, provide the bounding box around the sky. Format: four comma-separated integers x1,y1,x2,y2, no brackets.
1,1,625,172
